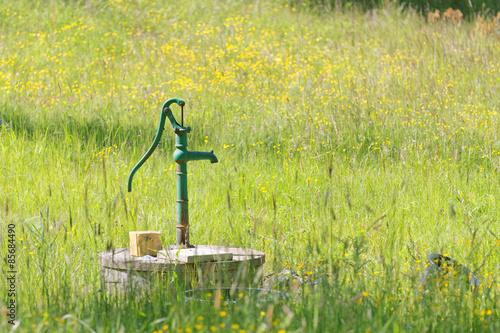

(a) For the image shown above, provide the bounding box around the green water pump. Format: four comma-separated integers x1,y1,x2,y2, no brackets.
127,98,218,248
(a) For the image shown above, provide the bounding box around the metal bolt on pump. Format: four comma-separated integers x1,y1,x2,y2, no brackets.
127,98,218,248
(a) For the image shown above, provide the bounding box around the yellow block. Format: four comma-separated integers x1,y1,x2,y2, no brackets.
129,231,162,257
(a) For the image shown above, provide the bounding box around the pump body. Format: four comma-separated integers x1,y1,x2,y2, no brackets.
127,98,217,247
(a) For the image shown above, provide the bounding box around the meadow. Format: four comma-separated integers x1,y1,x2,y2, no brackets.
1,0,500,331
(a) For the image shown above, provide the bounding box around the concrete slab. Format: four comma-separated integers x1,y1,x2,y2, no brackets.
165,247,233,263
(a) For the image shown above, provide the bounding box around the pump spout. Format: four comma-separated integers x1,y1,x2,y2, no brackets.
174,149,218,164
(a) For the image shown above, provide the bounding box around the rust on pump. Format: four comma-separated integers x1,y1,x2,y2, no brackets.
127,98,218,248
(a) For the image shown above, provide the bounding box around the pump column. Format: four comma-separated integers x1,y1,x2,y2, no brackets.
175,130,191,247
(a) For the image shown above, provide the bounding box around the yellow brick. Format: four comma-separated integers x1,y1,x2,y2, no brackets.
129,231,162,257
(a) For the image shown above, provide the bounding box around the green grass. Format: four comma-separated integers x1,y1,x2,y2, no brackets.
1,0,500,332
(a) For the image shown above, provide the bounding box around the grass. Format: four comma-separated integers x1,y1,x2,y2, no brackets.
1,0,500,331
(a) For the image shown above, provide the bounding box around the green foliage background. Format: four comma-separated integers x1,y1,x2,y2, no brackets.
294,0,500,17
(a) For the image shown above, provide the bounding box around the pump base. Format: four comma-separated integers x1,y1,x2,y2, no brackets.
99,245,265,293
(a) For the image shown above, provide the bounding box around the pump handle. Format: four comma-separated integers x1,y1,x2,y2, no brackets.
127,98,185,192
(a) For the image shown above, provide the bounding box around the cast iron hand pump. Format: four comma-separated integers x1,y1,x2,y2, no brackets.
127,98,218,248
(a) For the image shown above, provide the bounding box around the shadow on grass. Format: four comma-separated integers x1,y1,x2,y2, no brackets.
0,103,221,153
0,104,173,150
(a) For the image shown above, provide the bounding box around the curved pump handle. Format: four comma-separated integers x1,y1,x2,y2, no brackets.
127,98,185,192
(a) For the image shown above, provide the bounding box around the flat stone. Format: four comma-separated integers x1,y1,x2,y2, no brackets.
164,248,233,263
